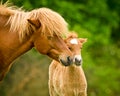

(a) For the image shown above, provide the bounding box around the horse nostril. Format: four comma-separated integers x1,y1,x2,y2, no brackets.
75,58,81,63
67,56,73,64
67,56,71,61
75,58,81,66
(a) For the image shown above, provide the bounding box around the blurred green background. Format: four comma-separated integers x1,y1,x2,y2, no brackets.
0,0,120,96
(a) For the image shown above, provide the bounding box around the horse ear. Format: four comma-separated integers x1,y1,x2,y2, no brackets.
67,32,78,38
27,19,41,28
79,38,87,44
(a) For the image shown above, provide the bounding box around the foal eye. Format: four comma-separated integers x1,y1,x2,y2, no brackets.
69,47,72,50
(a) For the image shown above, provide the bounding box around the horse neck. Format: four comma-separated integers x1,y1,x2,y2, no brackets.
63,65,87,85
64,65,81,73
0,15,8,27
0,15,33,66
51,60,84,77
59,64,85,80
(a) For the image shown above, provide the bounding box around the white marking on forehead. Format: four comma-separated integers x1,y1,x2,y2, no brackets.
70,39,78,44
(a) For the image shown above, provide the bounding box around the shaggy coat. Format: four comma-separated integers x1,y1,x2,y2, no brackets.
49,33,87,96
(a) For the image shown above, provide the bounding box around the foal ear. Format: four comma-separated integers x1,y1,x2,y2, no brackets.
64,32,78,43
67,32,78,38
79,38,87,44
27,19,41,28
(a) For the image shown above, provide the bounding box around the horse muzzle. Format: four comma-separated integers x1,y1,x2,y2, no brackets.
74,55,82,66
60,56,73,66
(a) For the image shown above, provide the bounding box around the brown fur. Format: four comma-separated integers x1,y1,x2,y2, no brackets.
0,2,73,81
49,33,87,96
0,2,68,40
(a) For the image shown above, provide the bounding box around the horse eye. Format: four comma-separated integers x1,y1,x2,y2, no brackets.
47,36,53,40
69,47,72,50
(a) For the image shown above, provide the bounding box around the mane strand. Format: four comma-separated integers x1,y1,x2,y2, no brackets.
1,2,69,41
0,1,22,16
29,8,68,37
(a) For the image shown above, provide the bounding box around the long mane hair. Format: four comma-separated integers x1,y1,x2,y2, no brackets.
0,2,68,40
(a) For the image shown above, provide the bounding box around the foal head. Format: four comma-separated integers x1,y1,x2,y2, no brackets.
65,33,87,66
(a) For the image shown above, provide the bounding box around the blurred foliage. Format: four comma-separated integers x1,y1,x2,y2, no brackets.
0,0,120,96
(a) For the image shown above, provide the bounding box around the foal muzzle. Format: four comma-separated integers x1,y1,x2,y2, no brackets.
74,55,82,66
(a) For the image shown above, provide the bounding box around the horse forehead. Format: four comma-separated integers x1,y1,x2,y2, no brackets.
70,38,78,44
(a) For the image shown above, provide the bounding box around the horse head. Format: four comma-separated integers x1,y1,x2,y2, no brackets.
26,8,74,66
65,32,87,66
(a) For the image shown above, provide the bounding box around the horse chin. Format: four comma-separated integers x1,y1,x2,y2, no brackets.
75,63,82,66
60,59,70,66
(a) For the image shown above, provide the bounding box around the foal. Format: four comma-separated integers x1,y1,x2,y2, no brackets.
49,33,87,96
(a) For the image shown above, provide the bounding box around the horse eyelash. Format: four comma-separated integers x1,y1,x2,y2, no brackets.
69,47,72,50
47,36,53,40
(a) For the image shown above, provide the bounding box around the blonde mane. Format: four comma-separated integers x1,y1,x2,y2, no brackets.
0,2,68,40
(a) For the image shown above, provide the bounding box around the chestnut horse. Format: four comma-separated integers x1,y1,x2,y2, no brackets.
49,33,87,96
0,2,73,81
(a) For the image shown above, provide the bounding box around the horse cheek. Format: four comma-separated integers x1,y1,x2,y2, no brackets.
34,39,50,55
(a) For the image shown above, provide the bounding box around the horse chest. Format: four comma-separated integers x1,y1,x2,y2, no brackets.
59,67,87,88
